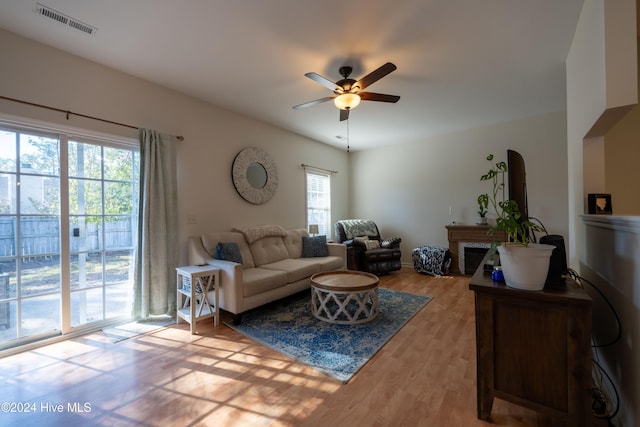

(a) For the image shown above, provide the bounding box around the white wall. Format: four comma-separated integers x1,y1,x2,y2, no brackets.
567,1,639,425
567,0,608,266
583,136,606,195
605,101,640,214
568,0,638,263
604,40,640,214
349,111,569,265
0,28,350,265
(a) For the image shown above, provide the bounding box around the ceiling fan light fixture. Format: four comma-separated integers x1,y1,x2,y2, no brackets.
334,93,361,110
294,62,398,120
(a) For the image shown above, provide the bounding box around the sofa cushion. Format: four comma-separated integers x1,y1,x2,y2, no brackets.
242,267,288,297
216,242,243,264
298,256,344,272
250,236,290,266
284,228,307,258
261,258,320,283
201,232,254,268
301,235,329,257
235,224,287,243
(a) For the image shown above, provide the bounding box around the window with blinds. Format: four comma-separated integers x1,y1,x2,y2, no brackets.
305,170,331,238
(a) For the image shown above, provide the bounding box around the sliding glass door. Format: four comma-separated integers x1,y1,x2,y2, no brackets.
0,124,138,349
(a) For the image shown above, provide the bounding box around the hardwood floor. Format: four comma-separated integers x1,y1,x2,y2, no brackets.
0,267,600,427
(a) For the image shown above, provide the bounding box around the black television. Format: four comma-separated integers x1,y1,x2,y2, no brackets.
507,149,528,222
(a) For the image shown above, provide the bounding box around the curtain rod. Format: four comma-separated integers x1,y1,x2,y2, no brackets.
0,95,184,141
301,163,338,174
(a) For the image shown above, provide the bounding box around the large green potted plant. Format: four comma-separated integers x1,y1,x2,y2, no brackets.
479,154,554,290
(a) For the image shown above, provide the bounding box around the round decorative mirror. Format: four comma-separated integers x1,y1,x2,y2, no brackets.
246,162,268,189
232,147,278,204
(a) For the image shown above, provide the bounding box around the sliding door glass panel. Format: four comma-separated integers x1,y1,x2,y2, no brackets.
21,294,60,336
68,140,137,328
0,130,17,172
69,179,102,215
19,134,61,340
104,145,137,321
0,130,62,346
0,218,16,258
19,133,59,176
20,253,61,296
70,286,103,327
70,252,103,290
20,215,60,268
106,283,132,318
0,260,16,298
69,142,101,179
69,216,102,253
105,182,133,215
0,259,16,342
0,174,17,214
19,176,60,215
0,301,16,342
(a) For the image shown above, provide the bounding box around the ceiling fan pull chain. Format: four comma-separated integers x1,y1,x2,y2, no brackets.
347,119,350,153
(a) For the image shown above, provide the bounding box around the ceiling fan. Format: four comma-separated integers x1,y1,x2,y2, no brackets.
293,62,400,121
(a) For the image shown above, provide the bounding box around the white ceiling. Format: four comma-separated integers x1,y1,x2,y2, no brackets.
0,0,584,151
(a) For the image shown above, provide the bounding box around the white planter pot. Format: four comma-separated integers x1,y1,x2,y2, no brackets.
496,243,555,291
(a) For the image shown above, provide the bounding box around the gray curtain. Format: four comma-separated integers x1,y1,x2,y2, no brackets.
134,129,178,318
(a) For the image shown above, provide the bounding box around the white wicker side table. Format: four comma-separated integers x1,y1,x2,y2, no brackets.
176,265,219,334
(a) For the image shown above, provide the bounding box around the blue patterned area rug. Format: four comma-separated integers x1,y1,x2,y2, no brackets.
225,288,433,383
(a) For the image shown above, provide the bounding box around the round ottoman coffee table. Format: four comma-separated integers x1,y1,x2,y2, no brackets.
310,270,379,324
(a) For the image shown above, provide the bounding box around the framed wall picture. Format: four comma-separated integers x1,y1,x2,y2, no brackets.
588,193,613,215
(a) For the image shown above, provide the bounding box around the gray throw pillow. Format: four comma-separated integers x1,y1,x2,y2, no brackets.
216,242,243,264
301,235,328,258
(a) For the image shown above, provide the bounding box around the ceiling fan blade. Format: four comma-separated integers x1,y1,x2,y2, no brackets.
292,97,335,110
305,72,340,91
340,109,350,121
359,92,401,103
355,62,397,91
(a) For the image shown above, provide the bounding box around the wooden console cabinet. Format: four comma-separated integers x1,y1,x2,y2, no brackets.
446,225,505,274
469,263,592,426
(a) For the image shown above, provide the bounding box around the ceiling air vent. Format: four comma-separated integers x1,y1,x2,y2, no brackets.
68,19,95,35
35,3,97,35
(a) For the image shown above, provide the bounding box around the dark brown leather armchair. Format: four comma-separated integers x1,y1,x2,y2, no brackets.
335,219,402,275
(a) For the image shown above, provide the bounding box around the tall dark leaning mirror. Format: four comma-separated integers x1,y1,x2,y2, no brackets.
232,147,278,204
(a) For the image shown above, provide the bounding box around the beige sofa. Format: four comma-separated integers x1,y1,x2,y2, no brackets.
187,225,346,322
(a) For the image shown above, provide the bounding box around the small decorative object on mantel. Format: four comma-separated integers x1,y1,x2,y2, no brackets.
587,193,612,215
476,194,489,225
232,147,278,204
